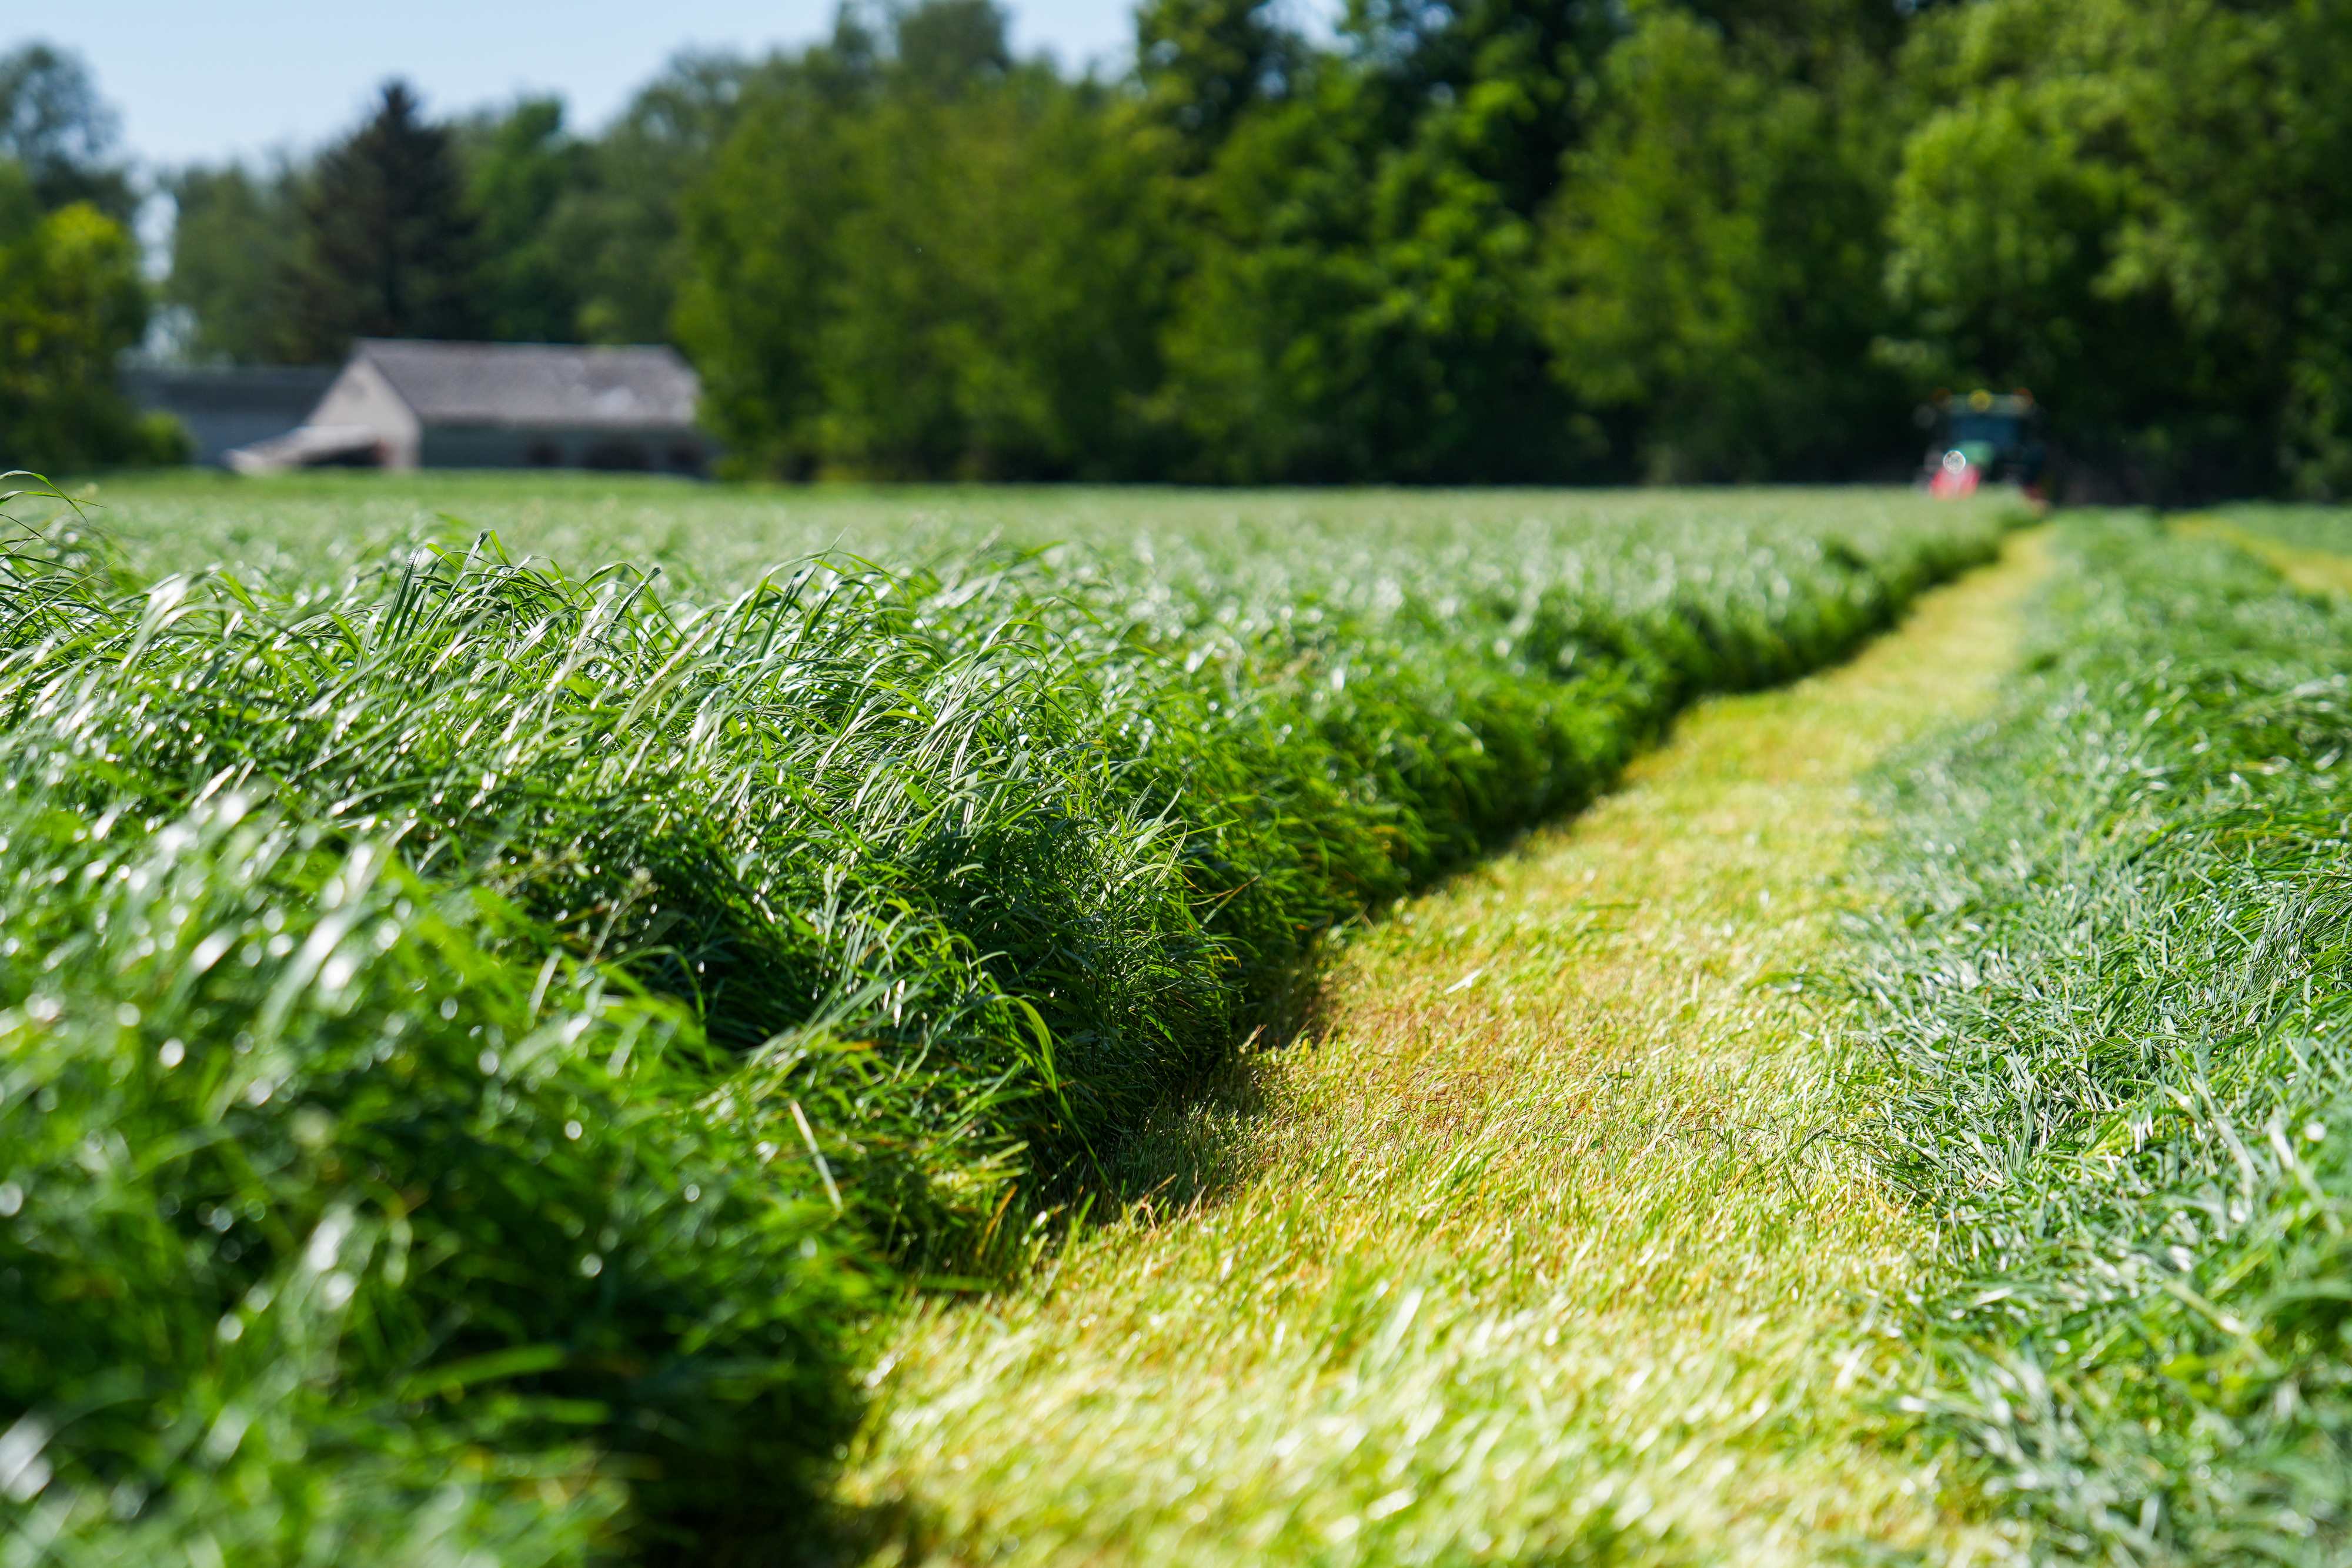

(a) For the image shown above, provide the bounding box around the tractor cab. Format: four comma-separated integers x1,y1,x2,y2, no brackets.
1923,389,2046,499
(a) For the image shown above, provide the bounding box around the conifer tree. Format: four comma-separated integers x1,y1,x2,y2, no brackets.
285,82,483,360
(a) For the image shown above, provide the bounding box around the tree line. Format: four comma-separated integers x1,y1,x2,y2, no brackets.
10,1,2352,496
0,45,182,470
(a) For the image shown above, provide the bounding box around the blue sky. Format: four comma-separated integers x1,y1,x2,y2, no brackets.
31,2,1167,170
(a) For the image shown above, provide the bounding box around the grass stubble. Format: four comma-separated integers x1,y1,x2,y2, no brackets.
843,537,2052,1564
2173,512,2352,597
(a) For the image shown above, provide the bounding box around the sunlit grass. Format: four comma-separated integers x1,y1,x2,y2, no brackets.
76,470,1995,593
0,474,2014,1560
1845,512,2352,1561
2174,511,2352,597
842,534,2048,1566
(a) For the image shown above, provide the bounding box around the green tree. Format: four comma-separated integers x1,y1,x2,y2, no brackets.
891,0,1013,95
0,156,34,240
0,44,134,222
659,0,2345,492
284,82,485,362
1883,0,2352,497
1339,0,1615,216
460,96,587,342
162,162,302,363
811,76,1174,477
1543,8,1909,480
681,3,1173,479
676,29,877,476
1135,0,1302,170
0,190,173,470
1157,1,1610,482
547,51,766,346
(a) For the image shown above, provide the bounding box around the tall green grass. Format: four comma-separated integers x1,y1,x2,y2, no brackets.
0,474,2007,1561
1846,513,2352,1560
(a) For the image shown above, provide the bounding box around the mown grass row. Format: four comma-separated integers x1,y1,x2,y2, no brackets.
0,476,2006,1563
1846,513,2352,1560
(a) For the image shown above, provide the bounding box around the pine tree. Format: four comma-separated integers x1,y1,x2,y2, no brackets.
285,81,483,361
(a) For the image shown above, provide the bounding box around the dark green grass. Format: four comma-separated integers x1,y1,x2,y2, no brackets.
0,474,2009,1562
1845,512,2352,1561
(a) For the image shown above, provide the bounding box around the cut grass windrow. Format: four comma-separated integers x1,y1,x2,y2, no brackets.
840,532,2047,1566
0,476,2010,1562
1844,511,2352,1562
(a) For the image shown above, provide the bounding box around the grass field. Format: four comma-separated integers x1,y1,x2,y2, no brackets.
1842,512,2352,1561
0,472,2013,1563
74,470,1990,587
20,472,2352,1565
838,529,2047,1566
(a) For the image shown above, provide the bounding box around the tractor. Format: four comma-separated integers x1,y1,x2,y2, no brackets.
1921,389,2047,499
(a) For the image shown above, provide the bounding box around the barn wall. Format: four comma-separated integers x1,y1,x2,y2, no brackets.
121,367,339,467
418,425,709,474
308,362,423,467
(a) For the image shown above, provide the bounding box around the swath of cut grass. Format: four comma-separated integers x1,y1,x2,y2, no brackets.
0,472,2012,1561
838,532,2047,1566
2173,511,2352,597
1843,510,2352,1562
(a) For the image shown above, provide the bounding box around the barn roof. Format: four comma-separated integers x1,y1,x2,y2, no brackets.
352,340,701,430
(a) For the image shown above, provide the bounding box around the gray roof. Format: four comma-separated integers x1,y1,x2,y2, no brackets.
123,365,341,416
123,365,344,467
354,340,701,430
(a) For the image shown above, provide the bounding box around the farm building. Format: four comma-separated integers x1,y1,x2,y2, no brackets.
121,365,341,469
226,340,710,474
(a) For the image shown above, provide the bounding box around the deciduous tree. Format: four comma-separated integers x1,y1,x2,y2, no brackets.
0,44,134,222
162,163,300,363
0,188,175,469
461,97,587,343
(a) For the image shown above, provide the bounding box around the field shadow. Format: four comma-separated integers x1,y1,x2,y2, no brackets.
968,530,2043,1251
1075,813,1572,1225
1078,945,1323,1223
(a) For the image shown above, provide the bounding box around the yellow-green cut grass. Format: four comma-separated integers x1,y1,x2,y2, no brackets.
840,531,2049,1566
2172,513,2352,596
